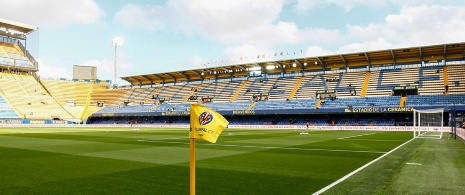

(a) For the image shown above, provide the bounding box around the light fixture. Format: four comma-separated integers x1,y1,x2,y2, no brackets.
110,36,124,86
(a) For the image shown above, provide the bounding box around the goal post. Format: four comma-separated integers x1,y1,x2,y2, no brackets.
413,108,444,139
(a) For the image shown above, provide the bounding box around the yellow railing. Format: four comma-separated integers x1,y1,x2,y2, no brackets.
314,99,323,109
360,71,371,97
80,83,93,121
230,80,248,102
443,66,449,94
400,96,407,108
182,84,201,103
246,101,257,110
288,76,304,100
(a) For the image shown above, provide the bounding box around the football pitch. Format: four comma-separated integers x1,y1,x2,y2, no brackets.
0,127,464,194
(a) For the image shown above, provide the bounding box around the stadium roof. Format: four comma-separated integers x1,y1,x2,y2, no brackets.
0,18,38,40
122,42,465,86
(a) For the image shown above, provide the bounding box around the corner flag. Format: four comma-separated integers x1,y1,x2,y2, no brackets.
190,103,229,143
189,104,229,195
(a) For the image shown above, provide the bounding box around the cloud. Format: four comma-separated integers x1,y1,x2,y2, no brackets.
189,55,203,67
346,5,465,47
1,0,104,27
114,0,342,46
36,59,69,79
224,44,272,58
305,46,334,57
114,4,166,30
295,0,387,12
336,38,393,53
172,55,205,70
294,0,445,13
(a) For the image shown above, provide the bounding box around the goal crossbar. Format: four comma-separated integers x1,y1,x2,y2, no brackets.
413,108,444,139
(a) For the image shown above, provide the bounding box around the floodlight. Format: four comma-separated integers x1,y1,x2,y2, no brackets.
111,36,124,47
110,36,124,86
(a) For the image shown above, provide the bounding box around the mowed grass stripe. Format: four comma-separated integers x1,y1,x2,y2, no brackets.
195,131,412,193
0,128,413,194
324,136,465,194
140,139,386,154
0,146,159,190
195,143,382,193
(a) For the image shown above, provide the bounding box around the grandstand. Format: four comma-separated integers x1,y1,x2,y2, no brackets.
90,42,465,128
0,18,464,129
0,19,127,123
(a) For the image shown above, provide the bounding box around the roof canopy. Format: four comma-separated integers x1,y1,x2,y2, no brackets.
122,42,465,86
0,18,38,40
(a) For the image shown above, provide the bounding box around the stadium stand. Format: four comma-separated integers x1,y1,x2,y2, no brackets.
0,21,464,128
252,99,318,110
295,74,326,99
0,95,20,118
0,42,34,68
406,94,465,107
447,64,465,94
0,72,75,120
91,60,464,127
40,79,127,120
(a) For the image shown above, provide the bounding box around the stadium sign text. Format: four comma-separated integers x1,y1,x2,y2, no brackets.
393,86,418,90
232,110,256,115
0,119,22,124
347,107,414,113
161,111,190,116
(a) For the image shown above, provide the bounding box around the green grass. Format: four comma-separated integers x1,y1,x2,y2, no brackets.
0,127,463,194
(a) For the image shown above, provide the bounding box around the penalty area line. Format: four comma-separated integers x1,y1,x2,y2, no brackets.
312,137,416,195
337,133,378,140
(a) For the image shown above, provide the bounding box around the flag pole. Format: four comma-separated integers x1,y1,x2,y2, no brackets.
190,138,196,195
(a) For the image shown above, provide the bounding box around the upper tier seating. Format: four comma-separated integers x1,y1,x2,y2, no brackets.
447,64,465,94
0,72,74,120
41,79,127,120
0,42,34,68
320,96,401,109
294,74,326,99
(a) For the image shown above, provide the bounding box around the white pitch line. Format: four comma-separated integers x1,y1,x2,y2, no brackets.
225,132,268,136
406,162,422,165
138,140,385,154
338,139,406,142
312,137,415,195
337,133,378,140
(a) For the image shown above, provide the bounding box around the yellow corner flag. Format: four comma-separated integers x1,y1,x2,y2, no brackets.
190,103,229,143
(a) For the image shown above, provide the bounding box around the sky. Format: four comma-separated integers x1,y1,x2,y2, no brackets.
1,0,465,85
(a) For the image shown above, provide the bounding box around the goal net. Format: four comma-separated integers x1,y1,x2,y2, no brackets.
413,108,444,139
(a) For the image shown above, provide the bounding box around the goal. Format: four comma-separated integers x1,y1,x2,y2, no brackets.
413,108,444,139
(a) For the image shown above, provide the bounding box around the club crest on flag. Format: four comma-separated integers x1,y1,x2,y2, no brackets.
199,111,213,125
